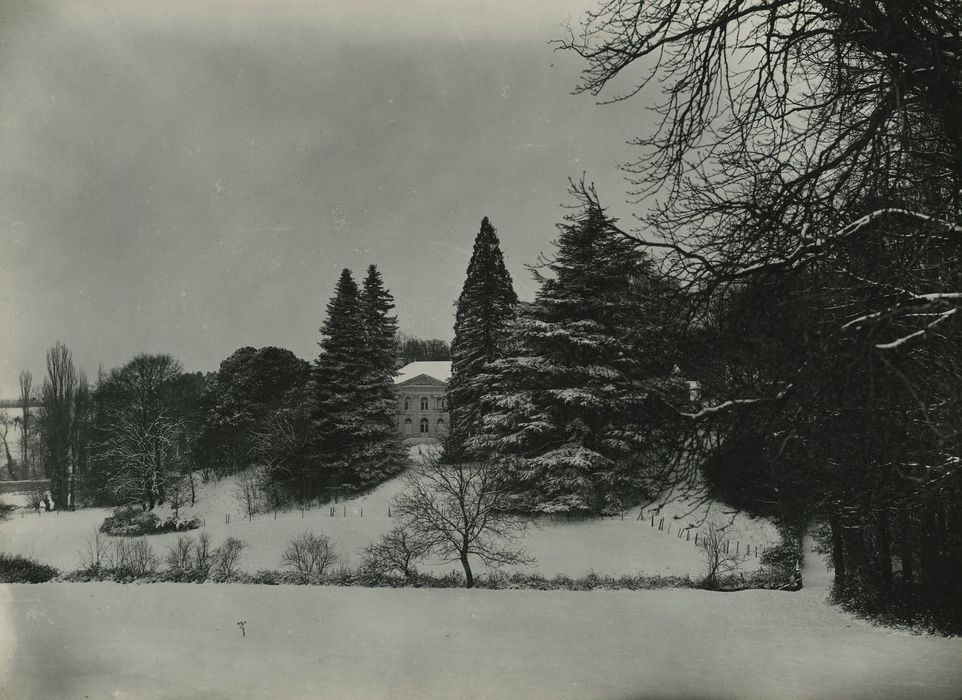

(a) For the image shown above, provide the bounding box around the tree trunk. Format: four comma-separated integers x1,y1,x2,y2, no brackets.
189,470,196,506
460,552,474,588
875,510,893,591
898,510,913,587
829,512,846,585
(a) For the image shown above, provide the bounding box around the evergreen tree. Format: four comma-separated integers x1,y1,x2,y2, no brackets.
445,216,517,458
471,192,680,513
354,265,408,484
312,268,366,489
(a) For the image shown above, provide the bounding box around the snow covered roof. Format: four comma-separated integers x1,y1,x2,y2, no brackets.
394,361,451,385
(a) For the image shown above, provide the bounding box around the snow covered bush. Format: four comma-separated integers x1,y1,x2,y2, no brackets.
281,531,337,578
0,553,59,583
100,506,200,536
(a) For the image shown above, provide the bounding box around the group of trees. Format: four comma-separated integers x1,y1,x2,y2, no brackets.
550,0,962,626
13,264,415,510
445,209,684,513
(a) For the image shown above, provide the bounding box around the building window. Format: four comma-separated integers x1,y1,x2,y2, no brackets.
436,397,445,410
420,397,429,411
419,418,429,434
404,397,411,411
404,418,413,435
436,418,446,435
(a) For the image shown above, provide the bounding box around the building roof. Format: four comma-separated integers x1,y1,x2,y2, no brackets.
394,361,452,385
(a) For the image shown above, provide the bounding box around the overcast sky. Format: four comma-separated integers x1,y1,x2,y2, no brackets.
0,0,646,394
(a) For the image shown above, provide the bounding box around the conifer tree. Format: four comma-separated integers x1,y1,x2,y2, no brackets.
471,190,680,513
354,265,408,484
312,268,366,488
445,216,517,458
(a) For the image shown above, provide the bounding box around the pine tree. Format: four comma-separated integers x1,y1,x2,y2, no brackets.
353,265,408,484
312,268,366,489
471,192,680,513
445,216,517,459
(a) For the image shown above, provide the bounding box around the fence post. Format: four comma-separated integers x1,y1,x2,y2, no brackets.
651,514,655,527
694,532,699,546
667,523,671,535
659,517,664,531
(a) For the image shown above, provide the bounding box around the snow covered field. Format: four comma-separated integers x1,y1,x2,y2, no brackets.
2,576,961,699
0,467,777,579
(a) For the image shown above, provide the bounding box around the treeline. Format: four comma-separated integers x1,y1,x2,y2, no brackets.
13,264,422,508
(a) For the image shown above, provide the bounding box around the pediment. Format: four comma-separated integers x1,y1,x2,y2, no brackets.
395,373,447,388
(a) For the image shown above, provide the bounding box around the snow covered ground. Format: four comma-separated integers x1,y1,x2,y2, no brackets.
2,569,961,699
0,465,777,578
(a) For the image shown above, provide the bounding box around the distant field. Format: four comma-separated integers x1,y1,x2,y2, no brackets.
0,464,779,579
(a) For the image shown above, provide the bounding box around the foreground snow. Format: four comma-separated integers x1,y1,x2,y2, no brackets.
0,467,777,578
1,581,961,699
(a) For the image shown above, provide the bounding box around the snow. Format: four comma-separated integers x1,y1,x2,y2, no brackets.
3,560,962,700
0,467,778,578
394,361,451,384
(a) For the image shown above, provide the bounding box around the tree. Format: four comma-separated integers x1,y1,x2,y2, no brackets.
698,522,747,590
396,333,451,364
561,0,962,627
391,457,532,588
445,216,518,459
91,354,184,509
472,190,683,513
17,370,33,479
281,531,337,577
312,268,367,489
352,264,408,484
38,342,86,509
0,402,15,480
362,527,432,581
199,347,309,475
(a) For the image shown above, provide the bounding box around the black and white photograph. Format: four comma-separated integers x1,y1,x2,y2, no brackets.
1,1,962,698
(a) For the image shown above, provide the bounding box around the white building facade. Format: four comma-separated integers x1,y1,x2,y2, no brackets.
394,361,451,444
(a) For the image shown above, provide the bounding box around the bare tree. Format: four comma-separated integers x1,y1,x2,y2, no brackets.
0,403,16,481
98,412,183,509
362,527,432,581
39,342,81,509
92,354,184,509
166,471,191,520
281,531,337,577
233,468,262,520
165,535,195,572
213,537,247,580
18,370,32,479
391,458,533,588
698,522,747,590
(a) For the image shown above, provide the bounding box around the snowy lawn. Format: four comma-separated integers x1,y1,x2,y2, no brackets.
2,581,961,700
0,470,778,579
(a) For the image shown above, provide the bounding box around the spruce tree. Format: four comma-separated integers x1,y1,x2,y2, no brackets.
445,216,517,459
354,265,408,484
312,268,366,488
471,194,680,513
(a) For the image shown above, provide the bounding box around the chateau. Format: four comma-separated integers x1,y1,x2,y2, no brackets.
394,361,450,443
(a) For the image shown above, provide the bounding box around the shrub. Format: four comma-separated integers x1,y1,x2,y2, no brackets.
110,538,159,578
212,537,247,581
100,506,200,536
80,529,111,573
0,553,59,583
165,535,195,572
0,499,15,520
361,527,430,581
282,531,337,576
